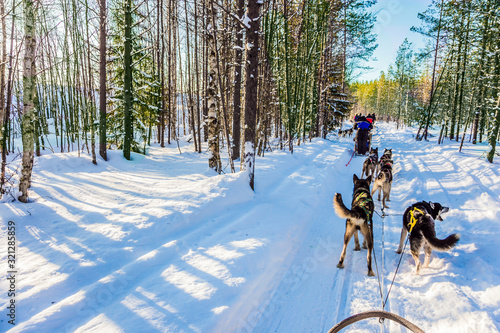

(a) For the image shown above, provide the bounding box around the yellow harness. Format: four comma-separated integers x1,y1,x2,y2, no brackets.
407,207,424,234
353,191,373,221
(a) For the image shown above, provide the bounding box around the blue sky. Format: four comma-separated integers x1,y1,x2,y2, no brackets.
357,0,434,82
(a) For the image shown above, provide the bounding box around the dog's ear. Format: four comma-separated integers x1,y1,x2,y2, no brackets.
429,202,435,210
353,174,359,182
366,175,372,183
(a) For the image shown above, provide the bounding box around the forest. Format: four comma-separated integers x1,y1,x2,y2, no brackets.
1,1,500,332
0,0,498,202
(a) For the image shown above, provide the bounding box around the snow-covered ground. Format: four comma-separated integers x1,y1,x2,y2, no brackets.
1,122,499,332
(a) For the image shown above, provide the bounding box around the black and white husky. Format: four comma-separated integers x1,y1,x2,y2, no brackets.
372,149,393,209
396,201,460,275
333,174,375,276
362,147,378,181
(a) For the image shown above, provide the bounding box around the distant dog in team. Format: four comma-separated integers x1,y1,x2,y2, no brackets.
376,148,392,174
362,147,378,181
396,201,460,275
333,174,375,276
372,149,393,209
338,128,353,138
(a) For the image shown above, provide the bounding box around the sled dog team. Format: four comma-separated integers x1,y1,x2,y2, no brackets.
333,148,460,276
338,128,354,138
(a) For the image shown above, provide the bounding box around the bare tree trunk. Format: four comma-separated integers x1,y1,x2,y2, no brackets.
19,0,37,202
194,0,202,153
0,0,15,196
205,0,220,172
423,0,443,140
487,94,500,163
185,0,198,152
122,0,133,160
243,0,262,190
232,0,244,160
210,0,234,172
0,0,6,128
473,0,491,144
99,0,107,160
85,0,97,165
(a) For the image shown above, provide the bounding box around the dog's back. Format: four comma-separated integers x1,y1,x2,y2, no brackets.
372,156,393,208
362,148,378,179
397,201,460,274
402,202,459,250
333,174,375,276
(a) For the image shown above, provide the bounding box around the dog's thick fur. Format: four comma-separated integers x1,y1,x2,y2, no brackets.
396,201,460,274
333,174,375,276
372,149,393,208
362,147,378,181
376,148,392,174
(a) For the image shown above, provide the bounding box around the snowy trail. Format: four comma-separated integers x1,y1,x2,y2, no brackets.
1,122,499,332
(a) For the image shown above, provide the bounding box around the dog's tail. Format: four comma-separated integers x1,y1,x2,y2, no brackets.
422,226,460,251
333,193,353,219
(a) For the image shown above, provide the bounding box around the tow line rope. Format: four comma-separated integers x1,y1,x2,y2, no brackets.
345,150,355,167
371,209,412,324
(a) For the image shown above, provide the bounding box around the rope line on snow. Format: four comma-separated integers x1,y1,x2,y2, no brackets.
345,150,355,166
384,236,409,310
369,219,384,310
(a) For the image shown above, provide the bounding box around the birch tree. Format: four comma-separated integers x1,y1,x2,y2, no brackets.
206,0,221,172
19,0,36,202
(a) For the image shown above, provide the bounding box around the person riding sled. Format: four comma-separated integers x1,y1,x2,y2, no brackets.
354,116,373,155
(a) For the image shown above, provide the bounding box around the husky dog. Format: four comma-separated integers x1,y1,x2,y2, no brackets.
376,148,392,173
333,174,375,276
372,154,393,209
396,201,460,275
347,128,354,138
362,147,378,181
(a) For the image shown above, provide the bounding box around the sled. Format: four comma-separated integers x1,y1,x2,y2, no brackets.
354,128,371,155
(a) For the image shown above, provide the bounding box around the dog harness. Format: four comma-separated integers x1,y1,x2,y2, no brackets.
407,207,424,234
353,191,373,221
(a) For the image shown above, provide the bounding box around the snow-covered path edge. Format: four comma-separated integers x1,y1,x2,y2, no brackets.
0,122,499,333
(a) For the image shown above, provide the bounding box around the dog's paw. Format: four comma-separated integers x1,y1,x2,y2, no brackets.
367,270,375,277
354,246,361,251
336,263,344,269
395,249,402,254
